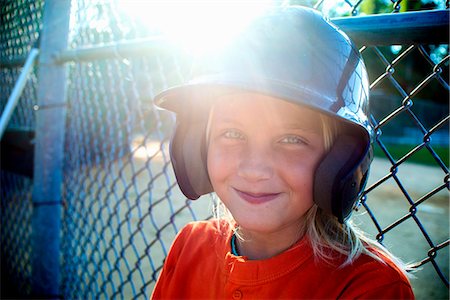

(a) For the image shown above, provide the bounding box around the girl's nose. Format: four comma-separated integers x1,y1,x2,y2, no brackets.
237,145,273,182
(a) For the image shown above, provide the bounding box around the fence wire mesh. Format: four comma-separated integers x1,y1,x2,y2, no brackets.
0,0,43,297
0,0,449,299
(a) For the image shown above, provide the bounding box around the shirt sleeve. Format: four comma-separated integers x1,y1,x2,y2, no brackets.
353,281,415,299
150,223,191,299
338,256,415,300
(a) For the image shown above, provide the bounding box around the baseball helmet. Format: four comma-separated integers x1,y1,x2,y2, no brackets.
154,6,373,223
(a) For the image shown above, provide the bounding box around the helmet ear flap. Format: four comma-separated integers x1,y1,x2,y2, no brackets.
169,117,213,200
314,134,369,223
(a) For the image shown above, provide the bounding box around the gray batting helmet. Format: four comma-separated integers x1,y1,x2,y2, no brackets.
155,6,373,223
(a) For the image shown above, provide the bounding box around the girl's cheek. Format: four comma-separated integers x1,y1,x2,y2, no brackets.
274,150,309,167
208,147,236,178
276,145,323,167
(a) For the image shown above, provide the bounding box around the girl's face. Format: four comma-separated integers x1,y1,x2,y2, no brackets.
207,92,327,236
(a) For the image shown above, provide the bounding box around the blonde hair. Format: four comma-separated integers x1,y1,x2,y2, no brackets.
302,114,409,271
212,111,409,271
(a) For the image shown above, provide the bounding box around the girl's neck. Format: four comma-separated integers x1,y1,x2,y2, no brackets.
235,226,305,260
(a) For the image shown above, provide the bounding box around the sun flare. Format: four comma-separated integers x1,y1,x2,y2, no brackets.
118,1,273,55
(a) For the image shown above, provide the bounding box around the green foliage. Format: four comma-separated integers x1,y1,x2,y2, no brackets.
373,142,449,167
359,0,392,14
283,0,446,14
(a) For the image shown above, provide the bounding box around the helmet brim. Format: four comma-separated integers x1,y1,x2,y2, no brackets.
155,76,372,147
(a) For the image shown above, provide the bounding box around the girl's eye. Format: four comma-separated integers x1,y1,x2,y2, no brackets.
280,135,306,145
223,129,244,140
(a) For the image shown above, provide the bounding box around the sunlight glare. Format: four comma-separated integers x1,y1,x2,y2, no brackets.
118,1,273,55
131,135,167,160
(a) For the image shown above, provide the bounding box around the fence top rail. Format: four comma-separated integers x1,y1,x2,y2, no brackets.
53,36,172,64
333,9,449,46
0,9,448,68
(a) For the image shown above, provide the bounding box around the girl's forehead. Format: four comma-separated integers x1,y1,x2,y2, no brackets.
212,92,323,131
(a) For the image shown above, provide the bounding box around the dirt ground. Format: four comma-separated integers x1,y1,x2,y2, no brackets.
353,157,449,300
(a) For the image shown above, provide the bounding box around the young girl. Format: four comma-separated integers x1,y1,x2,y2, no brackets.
151,6,414,299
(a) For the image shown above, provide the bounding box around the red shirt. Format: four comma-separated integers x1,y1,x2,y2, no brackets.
152,220,414,299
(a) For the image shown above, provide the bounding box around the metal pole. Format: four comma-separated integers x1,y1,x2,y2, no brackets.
0,48,39,140
31,0,71,298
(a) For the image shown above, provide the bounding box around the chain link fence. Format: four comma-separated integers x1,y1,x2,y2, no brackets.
1,0,449,299
1,0,43,296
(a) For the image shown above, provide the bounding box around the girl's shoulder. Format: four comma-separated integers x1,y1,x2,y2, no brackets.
152,222,230,298
177,219,231,238
169,220,231,254
332,247,414,299
352,248,409,280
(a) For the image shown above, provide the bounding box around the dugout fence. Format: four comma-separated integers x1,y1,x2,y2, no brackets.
1,0,449,299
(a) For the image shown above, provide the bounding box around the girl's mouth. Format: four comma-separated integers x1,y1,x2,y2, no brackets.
234,188,281,204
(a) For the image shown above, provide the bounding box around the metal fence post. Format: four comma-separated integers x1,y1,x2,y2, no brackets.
31,0,71,297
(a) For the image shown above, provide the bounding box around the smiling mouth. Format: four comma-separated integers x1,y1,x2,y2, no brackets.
234,188,281,204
